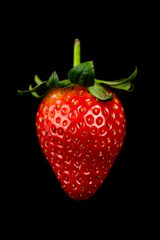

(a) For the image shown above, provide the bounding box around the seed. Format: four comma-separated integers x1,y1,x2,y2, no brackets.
71,127,75,132
52,127,56,133
66,96,69,102
73,100,78,106
112,129,116,134
103,110,107,115
63,120,68,126
61,107,68,115
116,120,120,125
101,140,104,146
111,114,115,119
107,146,111,151
75,138,78,143
66,156,70,162
78,122,83,127
91,159,95,164
56,117,61,123
39,117,44,123
93,108,99,115
43,130,47,135
57,160,61,165
65,134,70,140
106,137,110,143
58,128,63,135
81,186,85,190
58,140,62,145
101,129,105,134
96,117,103,125
73,170,77,175
88,177,92,183
98,151,102,156
65,176,69,181
72,183,76,188
67,145,71,150
87,117,91,123
78,177,82,182
75,161,80,166
79,90,83,96
58,150,62,155
52,97,56,102
80,108,84,113
95,167,99,172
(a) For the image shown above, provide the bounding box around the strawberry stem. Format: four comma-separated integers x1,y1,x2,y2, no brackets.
73,38,81,67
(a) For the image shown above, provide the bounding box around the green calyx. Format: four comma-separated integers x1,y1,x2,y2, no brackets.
18,39,137,100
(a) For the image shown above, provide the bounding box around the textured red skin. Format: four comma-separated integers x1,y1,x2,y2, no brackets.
36,85,126,200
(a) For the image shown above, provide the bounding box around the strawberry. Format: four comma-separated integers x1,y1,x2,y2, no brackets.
18,39,137,200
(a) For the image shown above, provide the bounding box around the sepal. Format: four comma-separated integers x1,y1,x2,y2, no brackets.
68,61,95,87
87,84,113,100
95,67,137,92
18,71,72,98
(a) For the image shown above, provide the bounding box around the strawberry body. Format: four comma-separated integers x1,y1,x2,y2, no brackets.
36,85,126,200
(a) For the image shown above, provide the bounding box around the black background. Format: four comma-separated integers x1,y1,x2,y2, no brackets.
6,2,155,237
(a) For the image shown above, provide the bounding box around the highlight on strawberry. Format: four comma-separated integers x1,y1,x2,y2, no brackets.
18,39,137,200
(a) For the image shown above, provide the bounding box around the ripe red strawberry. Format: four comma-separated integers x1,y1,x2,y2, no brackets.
36,85,126,200
18,39,137,200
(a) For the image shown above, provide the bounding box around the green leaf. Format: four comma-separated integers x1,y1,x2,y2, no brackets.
87,84,113,101
68,61,95,87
